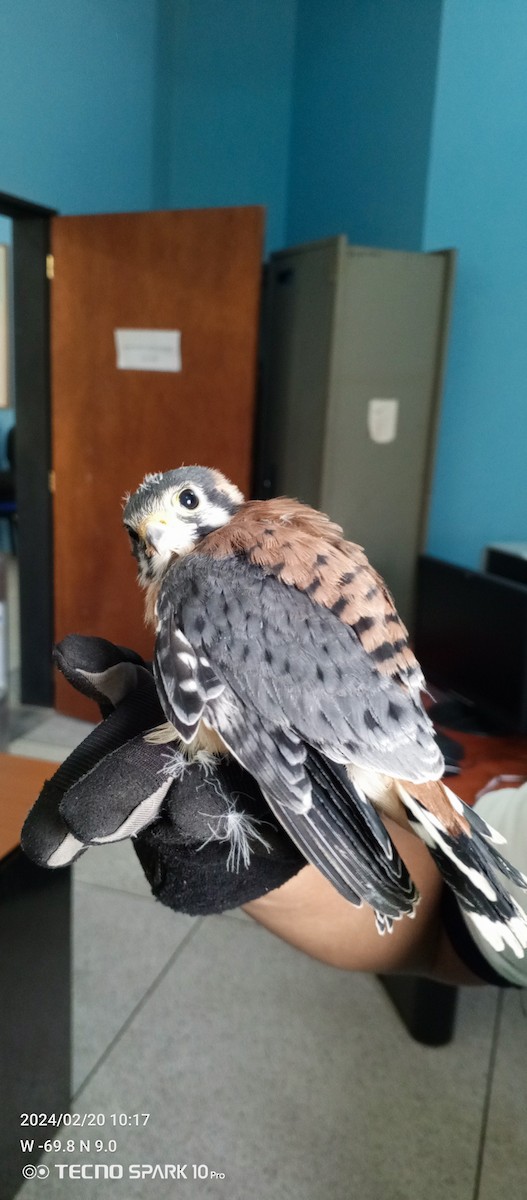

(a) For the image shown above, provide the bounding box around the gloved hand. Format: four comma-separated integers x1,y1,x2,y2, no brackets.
21,636,305,915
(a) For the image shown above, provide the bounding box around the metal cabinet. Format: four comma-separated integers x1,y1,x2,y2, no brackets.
257,236,455,627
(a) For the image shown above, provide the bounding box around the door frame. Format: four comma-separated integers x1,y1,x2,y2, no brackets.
0,191,55,705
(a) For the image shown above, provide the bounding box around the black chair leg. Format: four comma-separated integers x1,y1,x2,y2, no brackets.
378,973,458,1045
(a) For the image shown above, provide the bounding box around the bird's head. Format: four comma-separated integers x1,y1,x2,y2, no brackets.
123,466,244,587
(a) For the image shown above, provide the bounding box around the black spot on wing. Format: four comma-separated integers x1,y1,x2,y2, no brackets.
364,710,381,732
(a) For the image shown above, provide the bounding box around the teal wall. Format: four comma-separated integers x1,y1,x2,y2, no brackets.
0,0,296,249
287,0,442,249
424,0,527,567
154,0,297,251
0,0,158,213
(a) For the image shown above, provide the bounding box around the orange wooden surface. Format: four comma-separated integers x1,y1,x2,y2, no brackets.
0,754,59,858
51,206,264,718
437,725,527,808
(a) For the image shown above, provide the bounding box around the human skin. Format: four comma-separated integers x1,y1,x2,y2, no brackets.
243,817,484,986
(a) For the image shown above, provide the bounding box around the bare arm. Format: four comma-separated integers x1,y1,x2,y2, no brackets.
243,818,484,986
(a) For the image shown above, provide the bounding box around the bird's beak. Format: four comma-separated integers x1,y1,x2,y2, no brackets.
140,511,195,561
143,520,169,556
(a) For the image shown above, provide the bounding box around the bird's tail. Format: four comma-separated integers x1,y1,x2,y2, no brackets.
394,779,527,958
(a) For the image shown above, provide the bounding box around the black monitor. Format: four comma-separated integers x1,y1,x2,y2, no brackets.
414,555,527,735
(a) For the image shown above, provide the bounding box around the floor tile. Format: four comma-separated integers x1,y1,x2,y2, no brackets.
7,738,73,763
6,705,54,742
18,713,96,749
74,840,153,899
18,918,496,1200
477,989,527,1198
7,708,95,762
221,906,252,922
72,880,197,1095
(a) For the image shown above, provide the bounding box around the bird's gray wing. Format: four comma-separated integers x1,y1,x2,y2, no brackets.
154,608,418,924
151,553,439,921
155,553,442,783
208,691,419,926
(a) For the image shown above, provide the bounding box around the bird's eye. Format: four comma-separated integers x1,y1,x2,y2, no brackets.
125,525,140,543
178,488,199,511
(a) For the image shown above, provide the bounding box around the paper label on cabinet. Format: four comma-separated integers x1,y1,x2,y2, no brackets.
367,398,399,444
114,329,182,372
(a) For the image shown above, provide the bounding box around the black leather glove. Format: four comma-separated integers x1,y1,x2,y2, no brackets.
21,636,305,915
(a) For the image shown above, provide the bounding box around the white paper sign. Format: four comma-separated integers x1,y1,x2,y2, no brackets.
114,329,182,372
367,398,399,444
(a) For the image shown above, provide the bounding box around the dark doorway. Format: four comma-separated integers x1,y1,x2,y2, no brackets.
0,191,55,705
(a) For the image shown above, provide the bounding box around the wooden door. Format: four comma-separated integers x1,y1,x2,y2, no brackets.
51,206,264,717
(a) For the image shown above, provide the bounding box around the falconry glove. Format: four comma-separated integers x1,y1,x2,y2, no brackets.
21,635,306,914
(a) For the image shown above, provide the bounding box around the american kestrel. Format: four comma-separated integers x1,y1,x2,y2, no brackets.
123,466,527,955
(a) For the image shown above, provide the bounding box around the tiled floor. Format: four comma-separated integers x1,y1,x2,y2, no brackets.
4,672,526,1196
7,708,95,763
